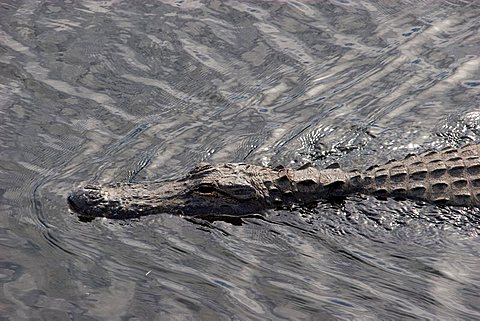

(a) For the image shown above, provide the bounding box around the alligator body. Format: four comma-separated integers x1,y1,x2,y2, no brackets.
68,144,480,219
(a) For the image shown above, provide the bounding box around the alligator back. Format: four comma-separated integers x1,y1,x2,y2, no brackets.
361,144,480,206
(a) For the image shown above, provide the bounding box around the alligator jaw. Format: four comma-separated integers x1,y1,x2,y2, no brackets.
67,164,271,219
67,184,268,219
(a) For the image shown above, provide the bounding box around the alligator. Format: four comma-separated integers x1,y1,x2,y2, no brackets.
68,144,480,219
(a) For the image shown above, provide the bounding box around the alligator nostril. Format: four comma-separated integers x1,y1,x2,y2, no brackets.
68,192,83,211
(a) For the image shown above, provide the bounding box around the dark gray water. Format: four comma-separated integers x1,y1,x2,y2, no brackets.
1,0,480,320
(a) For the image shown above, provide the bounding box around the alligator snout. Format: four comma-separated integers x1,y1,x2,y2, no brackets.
67,191,84,211
68,186,106,217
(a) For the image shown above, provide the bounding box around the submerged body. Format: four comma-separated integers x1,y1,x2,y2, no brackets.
68,144,480,219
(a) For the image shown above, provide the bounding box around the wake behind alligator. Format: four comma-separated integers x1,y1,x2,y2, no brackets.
68,144,480,219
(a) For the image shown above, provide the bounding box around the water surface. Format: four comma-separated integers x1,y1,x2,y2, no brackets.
1,0,480,320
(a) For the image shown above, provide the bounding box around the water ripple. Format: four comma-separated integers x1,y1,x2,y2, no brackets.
0,0,479,319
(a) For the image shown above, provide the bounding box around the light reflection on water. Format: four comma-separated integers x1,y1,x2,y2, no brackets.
0,0,479,320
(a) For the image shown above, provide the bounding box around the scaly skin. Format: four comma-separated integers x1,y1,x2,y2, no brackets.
361,144,480,206
68,163,355,219
68,144,480,219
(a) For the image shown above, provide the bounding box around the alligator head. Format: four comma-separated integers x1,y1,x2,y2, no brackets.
68,163,270,219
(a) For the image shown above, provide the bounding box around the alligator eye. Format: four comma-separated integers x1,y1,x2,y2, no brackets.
198,184,215,194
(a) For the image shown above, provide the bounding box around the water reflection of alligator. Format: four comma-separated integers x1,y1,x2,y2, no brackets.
68,144,480,219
